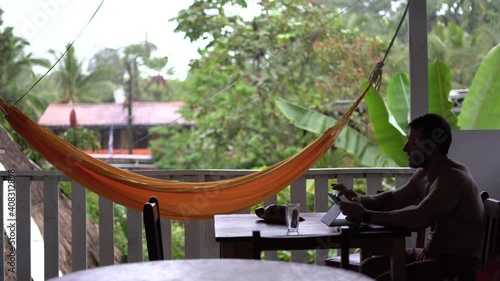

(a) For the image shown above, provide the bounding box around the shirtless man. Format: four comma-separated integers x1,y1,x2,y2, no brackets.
333,113,485,281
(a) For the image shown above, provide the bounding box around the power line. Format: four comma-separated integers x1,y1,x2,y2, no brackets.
13,0,105,106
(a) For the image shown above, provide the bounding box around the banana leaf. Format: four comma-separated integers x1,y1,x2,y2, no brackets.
458,44,500,129
386,73,410,131
428,59,458,129
275,97,399,167
364,84,408,167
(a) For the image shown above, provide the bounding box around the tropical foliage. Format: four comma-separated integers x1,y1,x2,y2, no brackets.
152,0,387,169
276,45,500,167
59,127,101,151
0,9,51,116
458,44,500,130
48,43,116,104
0,9,52,165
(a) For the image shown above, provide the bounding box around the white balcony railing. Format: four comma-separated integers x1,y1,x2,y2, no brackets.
0,168,414,280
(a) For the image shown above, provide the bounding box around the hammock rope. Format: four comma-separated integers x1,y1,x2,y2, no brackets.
1,1,410,220
369,0,411,91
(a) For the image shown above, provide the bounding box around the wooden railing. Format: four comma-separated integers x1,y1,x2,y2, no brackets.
0,168,414,280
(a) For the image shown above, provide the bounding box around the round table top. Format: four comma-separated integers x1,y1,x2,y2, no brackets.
51,259,374,281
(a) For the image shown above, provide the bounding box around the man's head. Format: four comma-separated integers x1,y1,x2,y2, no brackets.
403,114,452,168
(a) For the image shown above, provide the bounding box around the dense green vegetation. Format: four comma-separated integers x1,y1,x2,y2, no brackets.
276,51,500,167
151,0,499,170
0,0,498,262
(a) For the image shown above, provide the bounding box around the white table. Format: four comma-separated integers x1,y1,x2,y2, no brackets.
49,259,374,281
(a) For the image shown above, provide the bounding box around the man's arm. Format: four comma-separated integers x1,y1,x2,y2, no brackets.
360,170,421,211
367,171,465,230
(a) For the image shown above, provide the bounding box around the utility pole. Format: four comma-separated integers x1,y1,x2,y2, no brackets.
125,59,134,155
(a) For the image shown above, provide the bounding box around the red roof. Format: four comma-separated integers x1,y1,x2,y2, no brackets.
38,102,192,128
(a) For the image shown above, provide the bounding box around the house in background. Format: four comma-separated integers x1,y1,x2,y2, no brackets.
38,102,193,168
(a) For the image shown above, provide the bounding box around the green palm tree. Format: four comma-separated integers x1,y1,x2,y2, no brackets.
0,8,55,165
0,9,51,115
49,43,116,104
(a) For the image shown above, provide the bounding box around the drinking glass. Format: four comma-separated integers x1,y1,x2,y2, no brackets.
285,203,300,232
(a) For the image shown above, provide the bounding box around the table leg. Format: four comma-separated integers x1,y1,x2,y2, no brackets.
390,237,406,281
341,241,349,269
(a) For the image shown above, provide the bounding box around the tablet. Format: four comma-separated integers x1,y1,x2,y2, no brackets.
321,192,360,227
320,202,342,226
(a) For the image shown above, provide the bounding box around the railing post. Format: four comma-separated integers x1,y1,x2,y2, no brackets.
290,176,307,263
290,176,307,213
337,174,354,190
395,174,411,189
72,182,87,271
263,194,278,261
314,174,330,212
44,176,60,279
126,208,143,262
314,174,330,265
160,218,172,259
366,174,383,195
197,219,218,258
99,196,114,265
17,176,31,281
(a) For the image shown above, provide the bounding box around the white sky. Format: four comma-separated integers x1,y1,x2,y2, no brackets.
0,0,202,79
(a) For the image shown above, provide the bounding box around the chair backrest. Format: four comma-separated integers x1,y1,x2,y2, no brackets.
143,196,164,261
480,191,500,264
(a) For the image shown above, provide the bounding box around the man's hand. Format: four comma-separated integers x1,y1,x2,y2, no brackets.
331,183,360,202
339,201,366,223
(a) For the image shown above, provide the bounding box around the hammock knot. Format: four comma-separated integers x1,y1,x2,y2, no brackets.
368,61,384,92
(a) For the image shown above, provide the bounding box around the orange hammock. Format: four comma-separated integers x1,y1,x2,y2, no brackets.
0,84,371,220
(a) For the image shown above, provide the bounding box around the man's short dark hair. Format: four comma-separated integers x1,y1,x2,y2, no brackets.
408,114,452,155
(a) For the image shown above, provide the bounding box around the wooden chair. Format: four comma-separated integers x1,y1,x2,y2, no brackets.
480,191,500,264
143,196,164,261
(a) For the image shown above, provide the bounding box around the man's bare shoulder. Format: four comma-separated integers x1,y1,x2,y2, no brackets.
443,160,474,180
437,159,477,192
408,167,426,182
450,159,472,172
